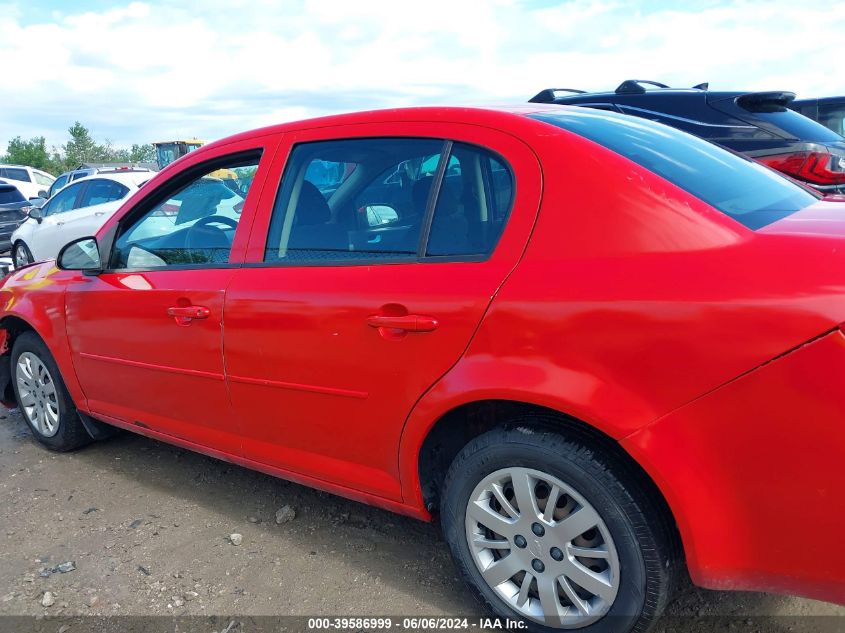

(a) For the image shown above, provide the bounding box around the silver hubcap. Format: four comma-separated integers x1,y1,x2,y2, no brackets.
14,245,30,267
465,467,620,629
16,352,60,437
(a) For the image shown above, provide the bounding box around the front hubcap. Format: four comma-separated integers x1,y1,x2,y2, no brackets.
16,352,60,437
465,467,620,629
14,246,30,267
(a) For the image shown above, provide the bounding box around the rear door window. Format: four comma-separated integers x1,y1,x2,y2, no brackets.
531,110,819,230
264,138,515,263
78,179,130,207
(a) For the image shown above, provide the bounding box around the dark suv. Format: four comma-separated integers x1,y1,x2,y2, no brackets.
530,80,845,193
791,96,845,137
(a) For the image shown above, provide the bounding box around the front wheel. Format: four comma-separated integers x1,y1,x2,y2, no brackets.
441,426,677,633
13,241,34,268
11,332,90,451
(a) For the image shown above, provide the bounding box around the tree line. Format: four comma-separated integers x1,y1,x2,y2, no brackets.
1,122,156,175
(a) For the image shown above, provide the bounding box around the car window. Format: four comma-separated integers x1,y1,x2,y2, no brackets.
33,172,54,186
0,186,25,204
2,168,31,182
42,183,84,216
265,138,446,263
745,107,843,142
110,157,260,269
818,104,845,136
264,138,516,263
78,179,129,207
426,143,514,257
50,174,69,196
531,110,819,230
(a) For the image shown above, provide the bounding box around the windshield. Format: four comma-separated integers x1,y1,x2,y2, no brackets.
530,110,820,230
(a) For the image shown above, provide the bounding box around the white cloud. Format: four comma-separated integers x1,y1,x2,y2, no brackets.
1,0,844,159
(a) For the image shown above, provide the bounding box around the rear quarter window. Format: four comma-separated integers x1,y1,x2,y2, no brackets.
530,110,820,230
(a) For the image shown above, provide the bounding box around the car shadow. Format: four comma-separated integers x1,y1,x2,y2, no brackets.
3,415,838,629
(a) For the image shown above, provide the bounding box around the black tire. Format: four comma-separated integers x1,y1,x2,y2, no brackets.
13,241,34,268
441,424,677,633
10,331,90,451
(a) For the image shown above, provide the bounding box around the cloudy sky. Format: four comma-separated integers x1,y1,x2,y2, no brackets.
1,0,844,154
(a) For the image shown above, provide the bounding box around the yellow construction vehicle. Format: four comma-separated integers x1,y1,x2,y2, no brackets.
153,139,242,192
153,139,204,169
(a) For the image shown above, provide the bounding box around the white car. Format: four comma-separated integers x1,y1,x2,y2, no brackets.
11,172,150,267
0,165,56,199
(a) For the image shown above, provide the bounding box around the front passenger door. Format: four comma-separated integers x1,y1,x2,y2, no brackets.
65,148,270,452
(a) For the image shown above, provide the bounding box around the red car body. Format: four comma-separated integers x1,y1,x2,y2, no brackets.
1,105,844,606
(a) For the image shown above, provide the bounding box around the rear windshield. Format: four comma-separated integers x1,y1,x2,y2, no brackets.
742,106,844,142
0,187,25,204
530,110,820,230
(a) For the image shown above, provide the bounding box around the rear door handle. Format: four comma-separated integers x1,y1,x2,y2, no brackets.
167,305,210,322
366,314,438,332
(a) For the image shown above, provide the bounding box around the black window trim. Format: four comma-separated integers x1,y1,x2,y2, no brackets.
100,148,264,273
261,136,515,269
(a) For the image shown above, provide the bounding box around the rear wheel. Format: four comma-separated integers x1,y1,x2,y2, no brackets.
11,332,90,451
441,425,677,633
13,242,33,268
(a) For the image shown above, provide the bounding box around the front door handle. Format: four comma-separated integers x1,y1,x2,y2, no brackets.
366,314,438,332
167,305,210,324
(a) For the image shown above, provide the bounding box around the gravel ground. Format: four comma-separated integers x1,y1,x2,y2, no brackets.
1,407,843,633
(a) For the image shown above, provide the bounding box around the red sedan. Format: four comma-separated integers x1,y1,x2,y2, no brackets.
1,105,843,632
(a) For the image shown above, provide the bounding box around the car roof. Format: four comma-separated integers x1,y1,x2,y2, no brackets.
540,89,767,104
196,104,571,153
71,171,151,188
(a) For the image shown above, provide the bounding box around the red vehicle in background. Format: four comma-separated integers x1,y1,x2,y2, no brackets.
1,105,844,632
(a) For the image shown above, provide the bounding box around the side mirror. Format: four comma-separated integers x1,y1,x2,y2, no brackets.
28,207,43,223
57,237,102,273
363,204,400,227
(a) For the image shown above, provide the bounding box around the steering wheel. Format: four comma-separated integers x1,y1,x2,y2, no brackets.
184,215,239,262
189,214,239,230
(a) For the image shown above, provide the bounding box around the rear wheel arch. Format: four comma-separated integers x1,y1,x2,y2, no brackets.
414,399,684,567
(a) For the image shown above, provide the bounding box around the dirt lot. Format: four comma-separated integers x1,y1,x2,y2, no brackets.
1,407,843,633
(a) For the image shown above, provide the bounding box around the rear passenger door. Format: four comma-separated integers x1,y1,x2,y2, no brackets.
224,123,541,500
